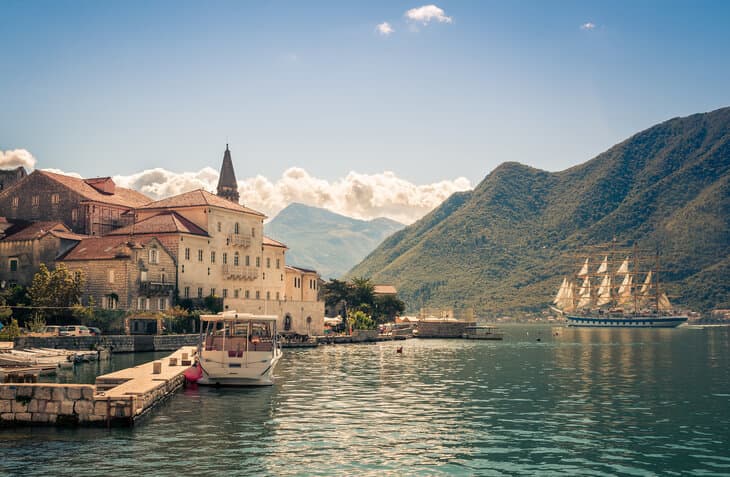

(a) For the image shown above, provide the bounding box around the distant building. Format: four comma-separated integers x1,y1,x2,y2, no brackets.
0,170,150,236
0,167,27,192
373,284,397,296
0,220,86,288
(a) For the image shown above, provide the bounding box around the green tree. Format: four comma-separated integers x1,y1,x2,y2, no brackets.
28,264,84,319
322,279,354,309
348,310,375,330
0,318,21,340
373,294,406,323
350,276,375,312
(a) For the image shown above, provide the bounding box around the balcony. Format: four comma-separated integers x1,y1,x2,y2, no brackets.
227,233,251,248
139,281,175,296
222,265,258,280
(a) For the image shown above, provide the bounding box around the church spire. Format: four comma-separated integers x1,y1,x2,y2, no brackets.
216,144,240,203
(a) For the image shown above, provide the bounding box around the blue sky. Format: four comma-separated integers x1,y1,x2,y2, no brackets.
1,1,729,220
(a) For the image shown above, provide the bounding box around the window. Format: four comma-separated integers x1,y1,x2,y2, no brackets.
197,287,203,298
149,248,159,264
210,288,216,297
207,267,210,276
223,289,228,298
234,252,239,266
266,291,270,300
71,209,78,222
276,292,280,300
51,193,60,204
181,264,185,273
217,222,221,232
262,273,266,280
276,259,280,269
105,296,117,310
11,197,18,208
137,297,150,310
184,286,190,298
31,195,39,206
158,298,167,311
281,274,283,281
244,290,249,299
245,255,250,266
222,253,227,264
256,257,260,267
108,270,115,284
210,251,216,263
234,223,240,234
266,258,271,268
251,227,255,237
74,271,82,282
234,289,240,299
255,291,260,299
284,315,292,331
198,249,203,262
9,259,18,272
160,272,166,283
185,248,190,260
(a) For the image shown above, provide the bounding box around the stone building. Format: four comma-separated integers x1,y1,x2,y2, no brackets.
0,166,27,192
58,236,176,311
0,170,150,236
0,220,87,287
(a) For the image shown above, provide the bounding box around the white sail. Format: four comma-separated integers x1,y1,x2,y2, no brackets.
577,276,592,308
596,275,612,306
617,274,633,306
553,278,568,304
556,280,575,311
596,256,608,274
640,271,653,295
616,257,630,274
577,258,589,277
657,292,672,311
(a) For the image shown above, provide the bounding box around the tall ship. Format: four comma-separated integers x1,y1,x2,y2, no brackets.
551,244,688,328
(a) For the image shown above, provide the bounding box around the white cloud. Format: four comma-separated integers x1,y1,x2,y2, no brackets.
40,168,83,178
581,22,596,30
377,22,394,36
0,149,36,170
405,5,453,25
110,166,471,224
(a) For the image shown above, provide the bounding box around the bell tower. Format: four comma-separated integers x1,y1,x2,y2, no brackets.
216,144,240,203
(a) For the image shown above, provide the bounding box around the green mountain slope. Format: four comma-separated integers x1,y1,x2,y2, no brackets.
348,107,730,315
265,203,404,279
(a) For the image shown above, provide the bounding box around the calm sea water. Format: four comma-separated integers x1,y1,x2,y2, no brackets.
2,325,729,476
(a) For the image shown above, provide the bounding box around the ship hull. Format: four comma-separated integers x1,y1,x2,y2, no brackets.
566,315,687,328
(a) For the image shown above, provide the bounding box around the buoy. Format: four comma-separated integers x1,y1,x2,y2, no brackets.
396,346,403,354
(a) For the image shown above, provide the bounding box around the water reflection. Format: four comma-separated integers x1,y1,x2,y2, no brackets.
2,327,729,476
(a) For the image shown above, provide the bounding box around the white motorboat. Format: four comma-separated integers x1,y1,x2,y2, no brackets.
188,311,282,386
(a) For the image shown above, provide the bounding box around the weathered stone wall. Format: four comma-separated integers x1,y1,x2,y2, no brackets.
0,383,105,426
14,335,135,352
153,334,199,350
416,321,476,338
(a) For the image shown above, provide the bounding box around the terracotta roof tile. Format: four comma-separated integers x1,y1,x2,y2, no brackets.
138,189,265,217
263,236,287,248
1,221,71,241
38,170,151,208
108,211,208,236
373,285,397,295
61,236,159,261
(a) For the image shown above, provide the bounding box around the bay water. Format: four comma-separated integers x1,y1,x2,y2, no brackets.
2,325,729,476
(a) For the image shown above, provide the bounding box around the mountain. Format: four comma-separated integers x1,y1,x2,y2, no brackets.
348,107,730,315
265,203,404,279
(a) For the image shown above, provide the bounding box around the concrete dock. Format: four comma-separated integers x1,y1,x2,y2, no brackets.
0,346,197,427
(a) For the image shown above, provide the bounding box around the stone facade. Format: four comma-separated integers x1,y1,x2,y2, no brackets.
59,236,176,312
0,170,149,236
0,166,26,192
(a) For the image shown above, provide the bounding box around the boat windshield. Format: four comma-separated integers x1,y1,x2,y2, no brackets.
203,320,275,353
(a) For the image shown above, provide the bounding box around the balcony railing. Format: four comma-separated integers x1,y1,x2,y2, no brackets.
227,233,251,248
222,265,258,280
140,281,175,295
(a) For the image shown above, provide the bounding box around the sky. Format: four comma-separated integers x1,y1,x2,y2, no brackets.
1,1,729,223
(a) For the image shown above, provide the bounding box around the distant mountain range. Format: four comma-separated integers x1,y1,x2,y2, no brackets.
265,203,404,279
348,107,730,315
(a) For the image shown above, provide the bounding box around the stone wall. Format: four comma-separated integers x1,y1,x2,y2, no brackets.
153,334,199,350
0,383,105,426
416,321,476,338
13,334,197,352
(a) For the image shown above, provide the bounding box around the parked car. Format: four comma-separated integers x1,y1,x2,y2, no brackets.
88,327,102,336
43,325,63,336
59,325,92,336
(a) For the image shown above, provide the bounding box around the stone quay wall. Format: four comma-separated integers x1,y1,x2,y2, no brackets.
0,383,108,426
14,334,198,353
416,321,476,338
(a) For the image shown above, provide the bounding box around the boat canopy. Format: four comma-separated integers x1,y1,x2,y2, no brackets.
199,311,279,323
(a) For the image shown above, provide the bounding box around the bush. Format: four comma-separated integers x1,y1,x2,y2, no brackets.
0,318,21,340
348,310,375,330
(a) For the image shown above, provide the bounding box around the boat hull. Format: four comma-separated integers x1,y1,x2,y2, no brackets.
566,315,688,328
196,350,281,386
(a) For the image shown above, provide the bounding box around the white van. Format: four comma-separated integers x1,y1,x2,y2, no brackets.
59,325,92,336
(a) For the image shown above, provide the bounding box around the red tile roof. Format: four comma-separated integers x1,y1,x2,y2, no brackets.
37,170,151,208
373,285,397,295
107,211,208,236
285,265,318,275
263,236,287,248
61,236,160,261
137,189,265,217
1,221,72,241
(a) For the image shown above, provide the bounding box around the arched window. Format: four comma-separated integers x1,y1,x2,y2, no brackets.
284,314,292,331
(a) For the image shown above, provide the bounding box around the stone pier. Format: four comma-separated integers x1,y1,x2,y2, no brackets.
0,346,197,427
